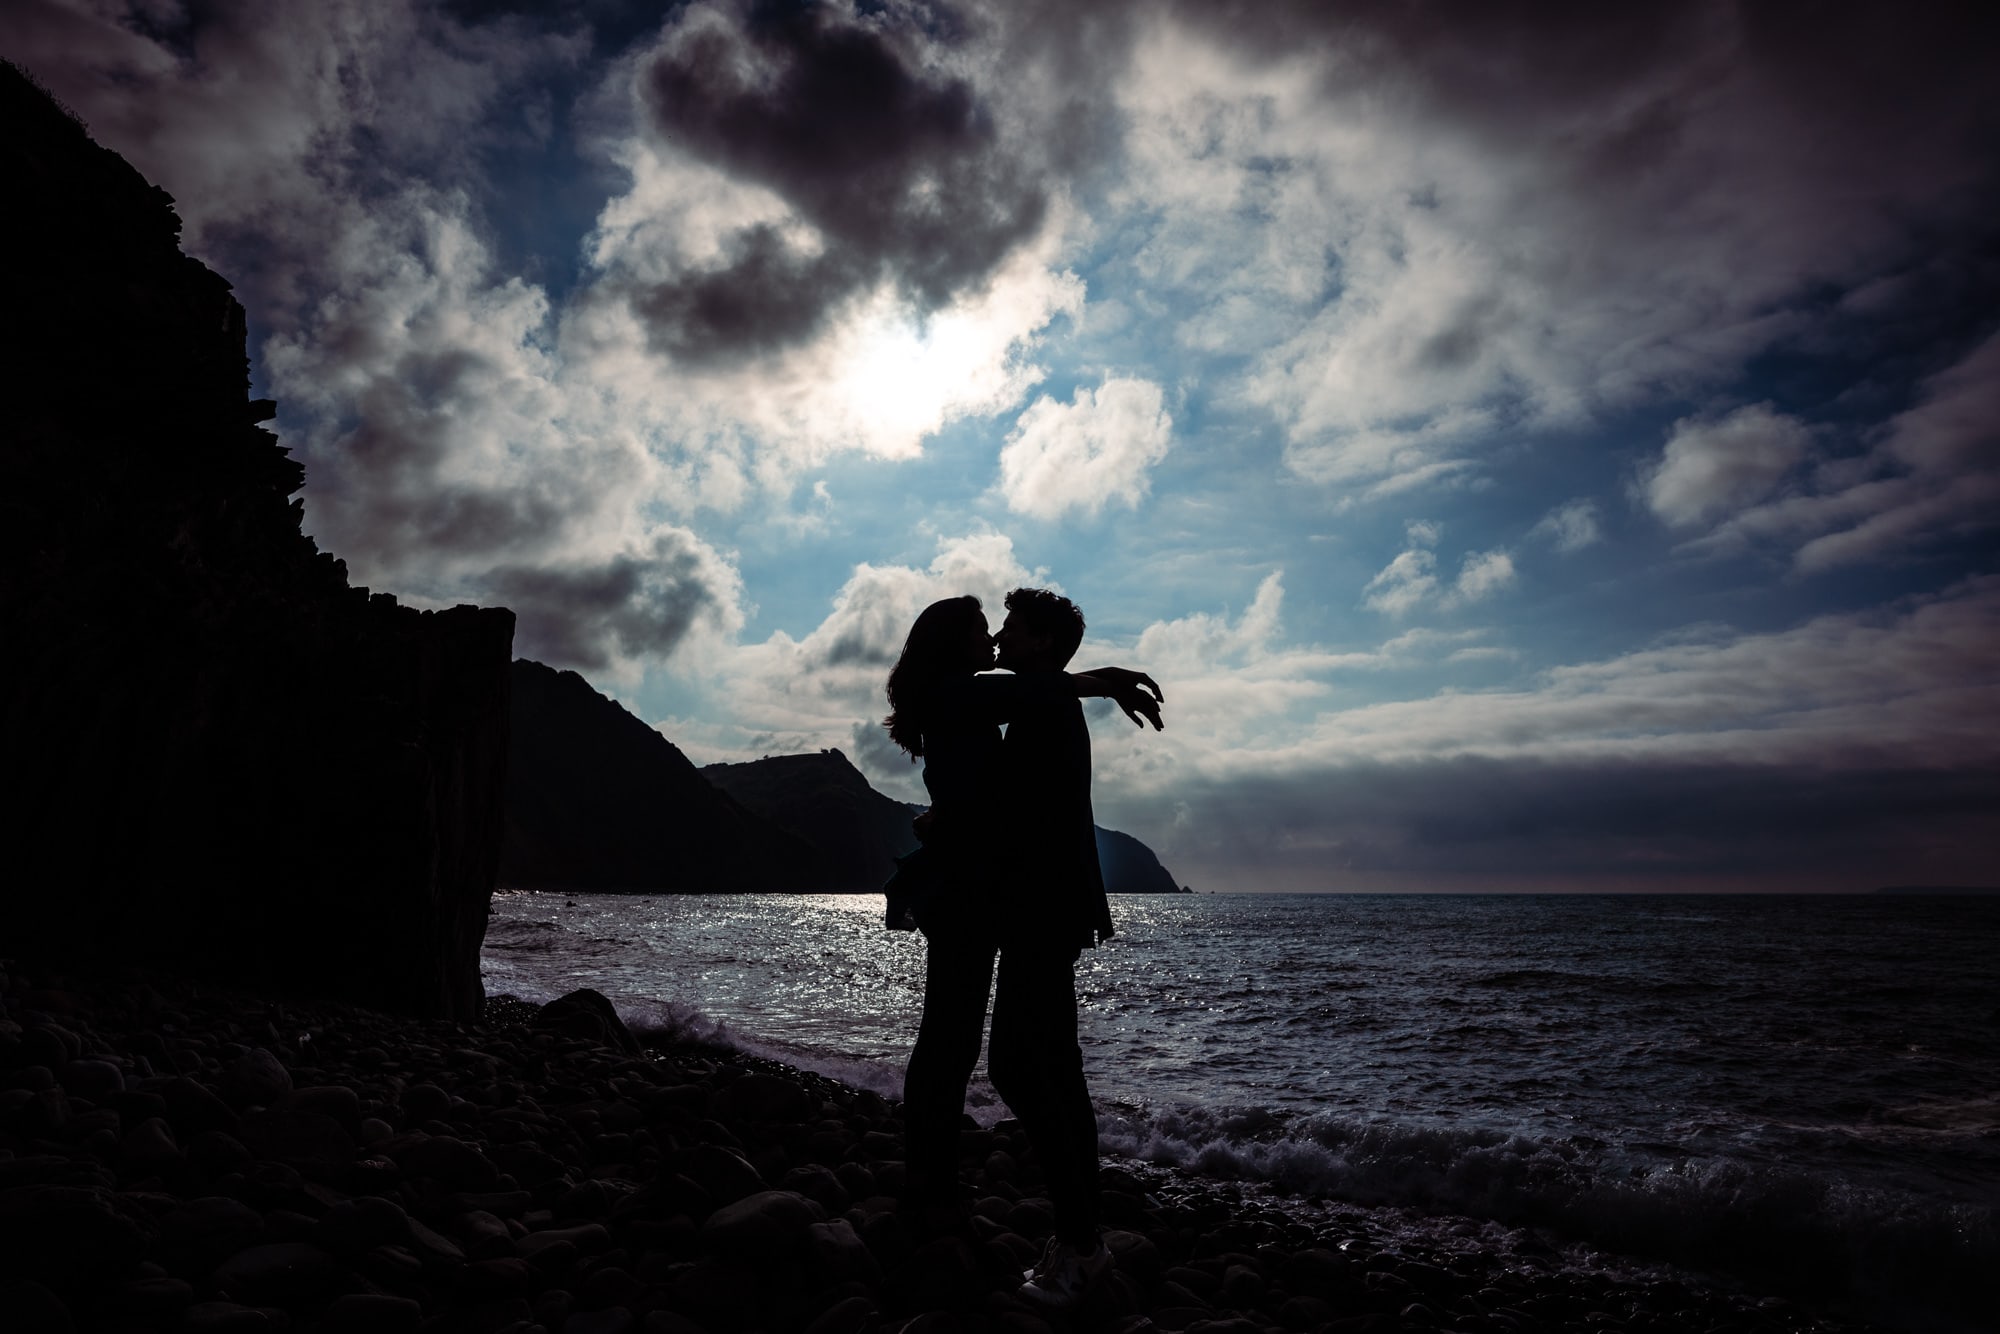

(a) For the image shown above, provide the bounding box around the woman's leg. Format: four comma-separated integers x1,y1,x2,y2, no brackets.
987,943,1100,1246
901,927,997,1204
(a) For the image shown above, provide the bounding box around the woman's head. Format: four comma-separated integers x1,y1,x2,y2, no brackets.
883,595,991,757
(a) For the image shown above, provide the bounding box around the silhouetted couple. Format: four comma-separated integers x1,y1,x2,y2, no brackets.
882,588,1162,1310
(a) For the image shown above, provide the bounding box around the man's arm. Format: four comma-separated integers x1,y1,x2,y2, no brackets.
1069,667,1164,730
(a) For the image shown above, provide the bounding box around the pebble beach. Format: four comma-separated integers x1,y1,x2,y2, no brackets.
0,963,1883,1334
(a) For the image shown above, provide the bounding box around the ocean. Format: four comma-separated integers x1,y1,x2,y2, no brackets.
481,891,1999,1330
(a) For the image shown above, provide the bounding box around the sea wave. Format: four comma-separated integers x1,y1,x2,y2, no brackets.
1098,1100,1996,1324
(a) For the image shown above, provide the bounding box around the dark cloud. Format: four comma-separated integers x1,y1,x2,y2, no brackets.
484,532,731,671
634,1,1046,359
1166,758,1999,890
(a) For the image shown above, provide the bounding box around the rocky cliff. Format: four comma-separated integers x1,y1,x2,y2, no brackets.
0,64,513,1019
707,750,1191,895
703,750,922,892
501,660,820,891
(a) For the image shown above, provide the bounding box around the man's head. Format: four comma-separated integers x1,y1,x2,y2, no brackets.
994,587,1085,671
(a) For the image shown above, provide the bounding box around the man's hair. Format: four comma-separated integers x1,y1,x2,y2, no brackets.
1004,587,1085,667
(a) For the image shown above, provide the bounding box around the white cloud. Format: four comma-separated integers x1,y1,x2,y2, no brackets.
1105,9,1992,506
1530,499,1601,553
1448,549,1516,606
997,376,1174,520
1644,402,1810,529
1363,549,1439,617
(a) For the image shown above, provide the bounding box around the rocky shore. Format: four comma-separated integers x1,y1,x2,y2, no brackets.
0,964,1872,1334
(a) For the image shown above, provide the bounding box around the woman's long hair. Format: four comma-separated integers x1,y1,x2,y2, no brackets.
884,595,984,758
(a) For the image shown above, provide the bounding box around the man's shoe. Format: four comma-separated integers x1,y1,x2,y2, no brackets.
1019,1236,1113,1310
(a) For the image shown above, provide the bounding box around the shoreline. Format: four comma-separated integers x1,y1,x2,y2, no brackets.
1,963,1890,1333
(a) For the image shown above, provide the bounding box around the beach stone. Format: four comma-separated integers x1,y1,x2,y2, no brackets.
319,1195,413,1252
241,1107,354,1173
164,1077,241,1137
566,1309,636,1334
60,1057,124,1099
1106,1229,1163,1284
0,1184,150,1287
114,1271,196,1317
702,1189,821,1260
181,1300,272,1331
643,1310,714,1334
1221,1264,1265,1305
520,1223,612,1257
671,1143,766,1205
391,1133,500,1189
806,1218,882,1287
533,990,641,1055
579,1264,642,1309
803,1293,878,1334
211,1241,346,1304
456,1256,539,1298
783,1163,851,1214
0,1279,70,1334
719,1072,811,1123
159,1195,266,1269
1274,1295,1333,1330
321,1293,423,1333
122,1114,182,1173
226,1048,293,1106
401,1083,453,1124
289,1084,362,1131
456,1208,517,1258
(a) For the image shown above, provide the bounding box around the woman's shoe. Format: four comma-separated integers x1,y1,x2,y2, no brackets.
1019,1235,1112,1310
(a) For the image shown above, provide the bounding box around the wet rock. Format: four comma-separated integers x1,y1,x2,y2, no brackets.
389,1133,499,1189
165,1077,241,1137
533,989,641,1055
319,1194,413,1253
803,1293,879,1334
321,1292,423,1333
718,1071,810,1123
0,1279,70,1334
806,1217,882,1287
211,1241,347,1304
241,1107,354,1174
59,1057,124,1100
227,1048,293,1106
400,1082,452,1124
0,1184,150,1288
670,1143,766,1206
702,1188,821,1260
566,1309,636,1334
288,1084,362,1131
783,1163,851,1214
121,1114,181,1174
181,1300,273,1332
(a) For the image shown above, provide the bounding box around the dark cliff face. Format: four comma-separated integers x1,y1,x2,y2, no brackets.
706,750,1189,895
704,750,923,892
0,65,513,1020
501,659,820,891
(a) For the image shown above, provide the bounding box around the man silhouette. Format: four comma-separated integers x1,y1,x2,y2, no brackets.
984,587,1126,1308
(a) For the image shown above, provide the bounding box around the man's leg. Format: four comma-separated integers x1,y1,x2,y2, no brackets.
901,927,997,1206
987,942,1101,1247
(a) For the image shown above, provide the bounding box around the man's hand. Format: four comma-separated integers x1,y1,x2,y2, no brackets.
1080,666,1164,706
1111,681,1164,730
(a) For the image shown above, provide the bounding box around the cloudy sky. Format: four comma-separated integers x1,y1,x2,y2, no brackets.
11,0,1997,890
